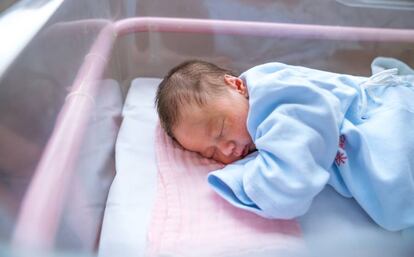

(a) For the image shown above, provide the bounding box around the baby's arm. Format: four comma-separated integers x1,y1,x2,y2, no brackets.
208,77,342,219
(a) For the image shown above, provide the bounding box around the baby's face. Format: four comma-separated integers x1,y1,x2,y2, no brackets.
173,75,255,164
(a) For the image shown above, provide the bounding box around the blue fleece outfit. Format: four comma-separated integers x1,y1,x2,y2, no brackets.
208,57,414,231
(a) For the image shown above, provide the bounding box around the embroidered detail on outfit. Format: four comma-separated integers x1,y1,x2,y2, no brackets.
335,135,347,166
335,152,347,166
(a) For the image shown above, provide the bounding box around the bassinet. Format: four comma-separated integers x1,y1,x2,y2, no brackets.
1,0,414,256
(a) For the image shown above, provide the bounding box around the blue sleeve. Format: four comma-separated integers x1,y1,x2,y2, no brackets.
208,67,343,219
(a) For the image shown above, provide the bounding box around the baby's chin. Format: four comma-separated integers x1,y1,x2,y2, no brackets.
218,155,243,165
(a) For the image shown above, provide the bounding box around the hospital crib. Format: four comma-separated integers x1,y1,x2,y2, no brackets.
1,0,414,256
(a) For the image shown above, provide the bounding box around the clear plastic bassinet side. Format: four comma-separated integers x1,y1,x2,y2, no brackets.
0,0,122,256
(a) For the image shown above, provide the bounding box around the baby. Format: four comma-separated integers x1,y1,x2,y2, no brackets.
155,58,414,232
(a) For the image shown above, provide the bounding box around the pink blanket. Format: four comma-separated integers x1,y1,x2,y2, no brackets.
146,125,303,257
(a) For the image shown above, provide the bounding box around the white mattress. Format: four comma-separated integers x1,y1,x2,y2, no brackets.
99,78,159,257
99,77,408,257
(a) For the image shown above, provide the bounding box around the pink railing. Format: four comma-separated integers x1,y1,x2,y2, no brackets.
11,17,414,250
117,17,414,42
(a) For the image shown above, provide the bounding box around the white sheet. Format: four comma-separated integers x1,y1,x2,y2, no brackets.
100,77,408,257
99,78,159,257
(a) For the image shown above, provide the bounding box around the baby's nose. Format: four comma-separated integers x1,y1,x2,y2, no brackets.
219,141,235,156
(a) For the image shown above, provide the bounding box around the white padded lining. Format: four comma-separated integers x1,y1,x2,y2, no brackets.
99,78,158,257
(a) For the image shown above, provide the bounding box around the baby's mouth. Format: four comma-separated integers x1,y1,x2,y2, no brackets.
242,143,256,157
239,144,254,158
233,144,255,160
241,145,249,157
232,147,245,159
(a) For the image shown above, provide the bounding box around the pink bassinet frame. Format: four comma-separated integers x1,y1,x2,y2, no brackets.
11,17,414,250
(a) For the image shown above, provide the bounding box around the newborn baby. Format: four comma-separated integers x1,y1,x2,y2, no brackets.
155,58,414,232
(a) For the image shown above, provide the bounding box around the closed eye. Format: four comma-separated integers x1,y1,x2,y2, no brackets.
209,119,225,159
204,118,225,159
218,118,225,138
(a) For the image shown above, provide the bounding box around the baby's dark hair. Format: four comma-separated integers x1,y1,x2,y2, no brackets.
155,60,237,138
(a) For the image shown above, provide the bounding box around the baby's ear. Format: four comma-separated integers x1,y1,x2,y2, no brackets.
224,75,248,98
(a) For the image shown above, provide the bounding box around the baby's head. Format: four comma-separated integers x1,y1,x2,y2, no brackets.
155,60,255,164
